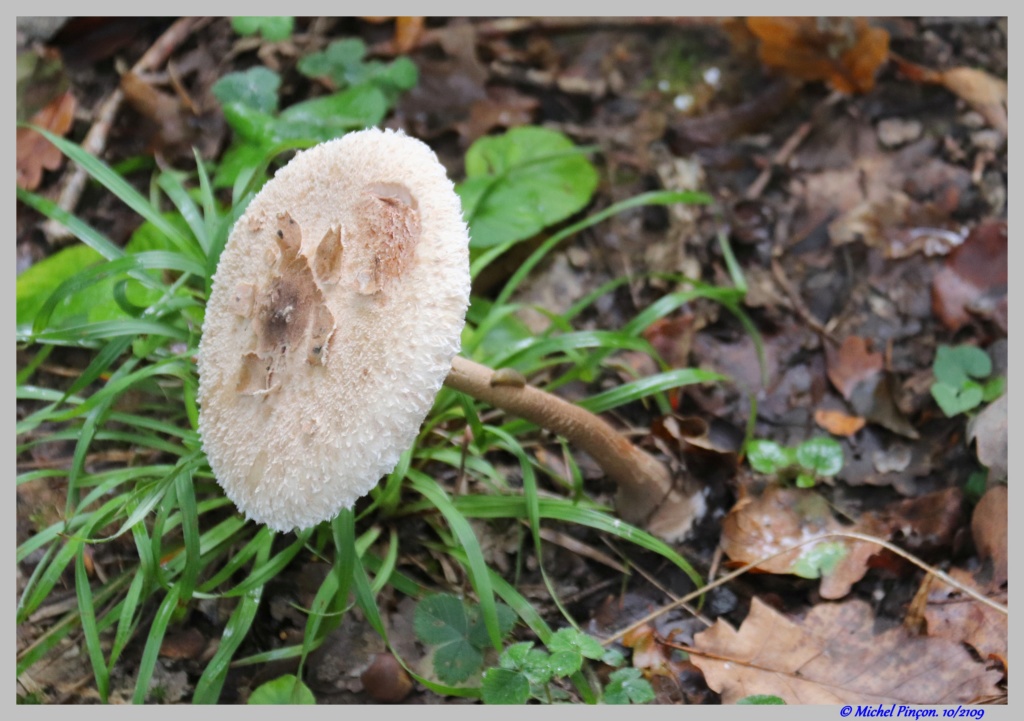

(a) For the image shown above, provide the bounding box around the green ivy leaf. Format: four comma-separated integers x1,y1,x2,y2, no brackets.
745,439,794,475
457,127,599,249
248,674,316,704
231,17,294,42
737,694,787,705
795,437,844,477
933,344,992,387
481,667,530,705
603,667,655,705
791,541,847,579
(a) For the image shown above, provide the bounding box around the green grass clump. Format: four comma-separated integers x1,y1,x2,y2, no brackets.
16,108,750,702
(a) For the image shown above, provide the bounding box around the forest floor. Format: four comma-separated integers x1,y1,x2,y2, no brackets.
16,17,1007,705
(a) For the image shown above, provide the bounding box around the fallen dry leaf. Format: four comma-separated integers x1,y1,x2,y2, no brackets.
622,624,674,674
939,67,1007,134
393,17,425,54
924,567,1007,661
848,372,920,439
746,17,889,94
691,597,1003,704
893,55,1006,135
932,220,1007,331
967,393,1007,483
825,336,883,400
16,91,76,190
971,484,1007,587
814,408,866,436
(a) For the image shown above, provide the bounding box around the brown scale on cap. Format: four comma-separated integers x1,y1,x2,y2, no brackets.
236,212,338,395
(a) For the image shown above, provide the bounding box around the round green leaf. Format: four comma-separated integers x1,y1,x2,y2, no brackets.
745,439,793,475
737,694,787,705
457,127,599,249
248,675,316,704
795,437,844,477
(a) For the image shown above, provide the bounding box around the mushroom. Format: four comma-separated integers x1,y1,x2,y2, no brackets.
198,128,703,541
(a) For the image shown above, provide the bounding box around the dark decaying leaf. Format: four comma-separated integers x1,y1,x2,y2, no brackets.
923,567,1007,661
932,220,1007,332
691,597,1003,704
825,336,882,401
970,484,1007,587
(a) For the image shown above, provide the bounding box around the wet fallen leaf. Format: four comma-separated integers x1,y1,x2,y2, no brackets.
719,486,881,599
879,487,965,556
691,597,1003,704
924,567,1007,660
967,391,1007,483
119,71,197,158
932,220,1007,331
813,408,865,437
746,17,890,94
825,336,882,401
970,485,1007,587
16,91,76,190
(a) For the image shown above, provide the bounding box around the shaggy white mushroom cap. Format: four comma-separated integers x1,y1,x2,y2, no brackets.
197,128,470,531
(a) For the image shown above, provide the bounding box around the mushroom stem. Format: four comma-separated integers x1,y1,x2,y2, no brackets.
444,356,704,542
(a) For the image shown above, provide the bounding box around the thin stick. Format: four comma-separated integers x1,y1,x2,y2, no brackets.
42,17,203,244
602,531,1007,646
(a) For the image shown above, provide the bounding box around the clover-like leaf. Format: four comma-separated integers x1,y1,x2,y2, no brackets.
212,67,281,116
603,667,655,705
231,17,294,42
933,344,992,388
795,437,844,477
745,439,795,475
931,381,984,417
482,667,531,705
791,541,848,580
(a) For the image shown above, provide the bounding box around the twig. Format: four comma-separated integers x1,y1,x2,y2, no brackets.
769,255,839,342
602,531,1007,646
41,16,203,245
744,91,843,201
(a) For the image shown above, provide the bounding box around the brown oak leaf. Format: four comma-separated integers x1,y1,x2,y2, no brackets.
691,597,1003,704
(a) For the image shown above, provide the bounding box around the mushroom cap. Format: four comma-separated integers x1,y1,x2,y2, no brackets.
197,128,470,531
